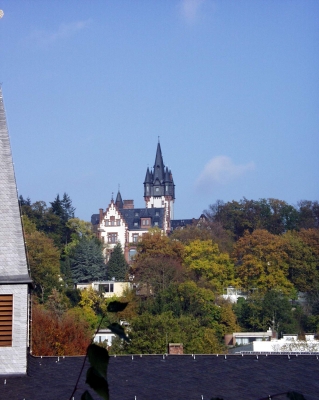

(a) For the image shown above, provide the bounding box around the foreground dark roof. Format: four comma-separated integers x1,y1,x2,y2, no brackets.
1,354,319,400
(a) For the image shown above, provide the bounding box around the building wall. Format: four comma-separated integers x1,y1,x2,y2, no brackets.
0,284,29,374
77,281,132,298
98,202,127,257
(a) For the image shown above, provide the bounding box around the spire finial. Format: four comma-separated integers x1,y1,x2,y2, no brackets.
158,136,160,143
111,192,114,201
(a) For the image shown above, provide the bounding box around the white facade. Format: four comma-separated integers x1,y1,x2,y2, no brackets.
0,285,29,374
77,281,132,298
94,329,116,346
222,287,247,303
145,196,173,232
98,202,127,254
252,335,319,353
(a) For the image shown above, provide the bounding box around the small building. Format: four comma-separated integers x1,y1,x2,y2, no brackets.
76,281,132,298
94,329,116,346
222,286,247,303
225,329,274,346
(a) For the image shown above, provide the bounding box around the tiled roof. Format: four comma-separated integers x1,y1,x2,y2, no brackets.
1,354,318,400
0,87,31,282
120,208,165,230
171,219,195,230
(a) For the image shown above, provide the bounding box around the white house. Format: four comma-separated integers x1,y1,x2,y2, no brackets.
77,281,132,298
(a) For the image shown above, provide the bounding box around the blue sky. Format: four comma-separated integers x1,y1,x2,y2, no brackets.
1,1,318,221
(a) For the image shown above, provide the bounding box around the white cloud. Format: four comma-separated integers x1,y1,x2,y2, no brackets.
29,19,92,46
179,0,206,23
196,156,255,188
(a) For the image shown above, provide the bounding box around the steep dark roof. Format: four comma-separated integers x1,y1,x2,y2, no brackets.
1,354,319,399
115,191,123,209
153,142,165,183
171,219,195,231
91,214,100,225
0,87,31,282
120,208,165,230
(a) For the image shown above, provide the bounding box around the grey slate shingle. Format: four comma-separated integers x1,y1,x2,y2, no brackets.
0,87,31,281
1,354,318,400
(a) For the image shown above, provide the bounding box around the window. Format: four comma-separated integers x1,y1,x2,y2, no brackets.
155,211,159,216
154,222,158,226
155,187,159,192
142,219,150,226
134,222,138,227
108,233,117,243
105,220,109,226
116,219,120,226
0,295,12,347
133,234,139,243
129,249,137,261
99,284,114,293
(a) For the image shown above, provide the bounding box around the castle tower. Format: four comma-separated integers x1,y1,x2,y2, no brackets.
144,142,175,231
0,87,32,374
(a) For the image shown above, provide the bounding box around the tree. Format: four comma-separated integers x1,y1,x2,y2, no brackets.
233,229,294,295
32,302,91,356
135,228,184,262
50,193,75,246
23,216,61,302
233,291,298,334
133,255,185,296
116,311,226,355
170,221,234,254
283,230,319,293
183,239,235,293
107,243,129,281
70,238,106,283
205,198,300,238
298,200,319,229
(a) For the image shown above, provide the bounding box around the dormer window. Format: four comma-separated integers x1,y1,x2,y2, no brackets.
155,187,159,192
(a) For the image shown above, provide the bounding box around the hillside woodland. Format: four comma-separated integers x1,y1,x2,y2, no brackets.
19,195,319,356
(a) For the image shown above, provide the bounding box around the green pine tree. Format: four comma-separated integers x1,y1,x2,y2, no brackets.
70,238,106,283
107,243,129,281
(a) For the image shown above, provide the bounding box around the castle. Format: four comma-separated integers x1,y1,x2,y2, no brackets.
91,142,195,263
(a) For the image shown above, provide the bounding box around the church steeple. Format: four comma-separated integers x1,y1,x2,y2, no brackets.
153,142,165,184
144,141,175,229
0,88,31,281
0,87,32,374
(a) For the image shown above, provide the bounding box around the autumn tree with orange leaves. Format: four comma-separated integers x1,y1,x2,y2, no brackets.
32,301,92,356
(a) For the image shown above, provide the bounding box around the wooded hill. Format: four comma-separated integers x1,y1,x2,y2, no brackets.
19,195,319,355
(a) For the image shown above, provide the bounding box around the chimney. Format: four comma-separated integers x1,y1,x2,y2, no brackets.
123,200,134,209
168,343,183,355
99,208,104,223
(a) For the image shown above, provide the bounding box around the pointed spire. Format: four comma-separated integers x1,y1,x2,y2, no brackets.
115,189,123,209
153,142,165,183
0,87,31,281
144,167,151,184
164,166,170,182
